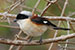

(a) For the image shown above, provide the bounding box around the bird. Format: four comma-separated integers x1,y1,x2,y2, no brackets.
14,11,70,44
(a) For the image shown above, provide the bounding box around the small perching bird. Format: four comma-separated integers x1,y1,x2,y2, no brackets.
14,11,70,44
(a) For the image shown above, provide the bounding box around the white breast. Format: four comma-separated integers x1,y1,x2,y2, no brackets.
17,19,47,37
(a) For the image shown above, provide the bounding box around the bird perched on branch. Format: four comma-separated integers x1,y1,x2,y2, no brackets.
14,11,70,44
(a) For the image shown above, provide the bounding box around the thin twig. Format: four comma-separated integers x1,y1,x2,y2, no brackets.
32,0,40,14
0,24,19,29
16,46,23,50
5,0,21,13
48,0,68,50
69,22,75,32
40,0,57,16
67,12,75,32
20,5,55,16
64,17,70,50
9,30,22,50
40,3,51,16
55,2,66,27
55,2,66,16
7,0,24,13
1,0,21,24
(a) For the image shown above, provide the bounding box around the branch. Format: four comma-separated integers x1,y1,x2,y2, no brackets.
0,33,75,46
43,16,75,22
0,13,16,18
0,24,19,29
0,13,75,22
32,0,40,14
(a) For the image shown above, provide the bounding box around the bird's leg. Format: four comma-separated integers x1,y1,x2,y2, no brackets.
39,36,43,45
28,37,33,43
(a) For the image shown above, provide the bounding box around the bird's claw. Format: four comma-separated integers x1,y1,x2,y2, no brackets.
38,39,43,45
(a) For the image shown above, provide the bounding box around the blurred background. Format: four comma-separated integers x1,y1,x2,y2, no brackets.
0,0,75,50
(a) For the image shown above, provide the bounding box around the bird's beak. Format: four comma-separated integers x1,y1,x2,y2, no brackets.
14,19,17,22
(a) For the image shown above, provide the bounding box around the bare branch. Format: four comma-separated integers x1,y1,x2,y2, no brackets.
0,13,16,18
0,13,75,22
0,33,75,46
43,16,75,22
0,24,19,29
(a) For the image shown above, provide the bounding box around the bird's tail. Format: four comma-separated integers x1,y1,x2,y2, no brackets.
53,27,71,30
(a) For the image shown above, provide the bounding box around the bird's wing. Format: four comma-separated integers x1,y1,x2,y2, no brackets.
31,17,70,30
31,17,57,27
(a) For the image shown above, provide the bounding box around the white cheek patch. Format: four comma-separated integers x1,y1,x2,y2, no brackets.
43,21,48,24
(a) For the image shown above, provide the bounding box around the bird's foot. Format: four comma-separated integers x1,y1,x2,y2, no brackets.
38,36,43,45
